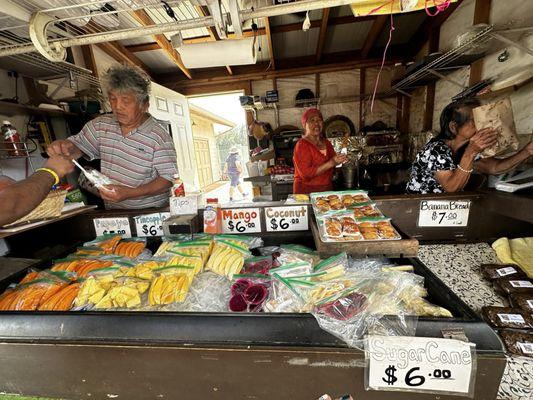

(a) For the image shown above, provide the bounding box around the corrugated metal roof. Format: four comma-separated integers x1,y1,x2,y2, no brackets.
135,49,181,74
326,20,374,53
375,12,427,47
273,28,320,59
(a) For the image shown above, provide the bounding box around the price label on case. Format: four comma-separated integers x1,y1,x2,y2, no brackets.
418,200,471,227
221,208,261,234
93,217,131,238
265,206,308,232
366,335,475,396
133,212,170,237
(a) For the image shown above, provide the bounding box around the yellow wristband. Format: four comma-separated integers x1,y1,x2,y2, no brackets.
36,168,60,185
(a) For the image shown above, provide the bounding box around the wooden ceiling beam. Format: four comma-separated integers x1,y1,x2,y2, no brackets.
361,15,388,58
409,0,463,58
264,17,276,70
131,9,192,79
125,15,374,53
81,45,98,78
80,23,153,77
194,5,233,76
315,8,330,64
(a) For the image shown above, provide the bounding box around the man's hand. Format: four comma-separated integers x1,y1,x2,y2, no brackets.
98,184,134,202
44,155,75,178
466,128,499,155
47,139,82,159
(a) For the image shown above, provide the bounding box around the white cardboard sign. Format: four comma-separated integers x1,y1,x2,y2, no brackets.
366,335,476,397
133,212,170,237
418,200,471,227
220,208,261,234
265,206,308,232
169,195,198,216
93,217,131,238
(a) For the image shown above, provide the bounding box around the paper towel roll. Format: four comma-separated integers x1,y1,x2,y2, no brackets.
177,38,257,68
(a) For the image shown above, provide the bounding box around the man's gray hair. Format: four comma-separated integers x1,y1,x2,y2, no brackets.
102,64,151,103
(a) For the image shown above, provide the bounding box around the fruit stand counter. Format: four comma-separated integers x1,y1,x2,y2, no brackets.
0,190,530,399
0,256,506,400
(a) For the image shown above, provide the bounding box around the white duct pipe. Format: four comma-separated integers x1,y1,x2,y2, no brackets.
0,0,356,58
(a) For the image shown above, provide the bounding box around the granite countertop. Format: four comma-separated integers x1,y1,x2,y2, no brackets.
418,243,533,400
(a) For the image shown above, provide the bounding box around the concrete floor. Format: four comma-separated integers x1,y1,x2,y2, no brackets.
201,180,254,206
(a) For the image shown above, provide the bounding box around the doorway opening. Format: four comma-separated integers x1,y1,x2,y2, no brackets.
188,92,252,203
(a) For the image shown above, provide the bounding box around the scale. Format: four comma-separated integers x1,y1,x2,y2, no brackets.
495,168,533,193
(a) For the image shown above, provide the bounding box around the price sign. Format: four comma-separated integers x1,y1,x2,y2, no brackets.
221,208,261,234
418,200,471,227
366,335,476,396
133,212,170,237
265,206,308,232
93,217,131,238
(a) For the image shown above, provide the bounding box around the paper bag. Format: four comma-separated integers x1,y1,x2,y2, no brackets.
473,98,519,158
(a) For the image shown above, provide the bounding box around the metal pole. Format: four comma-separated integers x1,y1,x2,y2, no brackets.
427,69,467,89
0,0,358,58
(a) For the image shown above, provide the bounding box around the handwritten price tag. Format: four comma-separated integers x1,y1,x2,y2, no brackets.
418,200,471,227
366,335,476,396
133,212,170,237
265,206,308,232
221,208,261,234
93,217,131,238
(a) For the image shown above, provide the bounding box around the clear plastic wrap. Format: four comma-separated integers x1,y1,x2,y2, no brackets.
229,274,271,312
310,271,420,348
170,272,231,312
82,234,122,254
214,234,263,249
280,244,322,267
113,237,147,259
0,276,70,311
269,260,313,278
313,252,348,281
263,273,315,313
242,256,274,274
204,240,251,279
165,250,203,275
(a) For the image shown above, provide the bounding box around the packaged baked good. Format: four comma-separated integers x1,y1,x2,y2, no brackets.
324,218,342,238
481,306,533,329
495,278,533,296
499,330,533,358
353,203,383,218
509,293,533,312
480,264,525,281
341,217,362,238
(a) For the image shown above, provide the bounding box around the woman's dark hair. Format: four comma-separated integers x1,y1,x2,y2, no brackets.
436,98,481,141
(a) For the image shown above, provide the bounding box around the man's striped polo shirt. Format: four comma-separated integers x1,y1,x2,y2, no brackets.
68,114,178,209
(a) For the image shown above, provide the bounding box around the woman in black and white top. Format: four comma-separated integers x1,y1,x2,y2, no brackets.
406,99,533,194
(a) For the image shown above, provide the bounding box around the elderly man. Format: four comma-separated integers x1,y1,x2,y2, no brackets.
48,64,178,209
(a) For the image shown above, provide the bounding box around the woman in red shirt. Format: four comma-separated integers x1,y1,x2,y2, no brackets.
293,108,347,194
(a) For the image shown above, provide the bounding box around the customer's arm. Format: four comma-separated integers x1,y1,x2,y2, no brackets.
436,128,498,192
0,156,74,226
475,141,533,175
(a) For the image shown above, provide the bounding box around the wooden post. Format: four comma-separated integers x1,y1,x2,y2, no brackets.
359,68,365,132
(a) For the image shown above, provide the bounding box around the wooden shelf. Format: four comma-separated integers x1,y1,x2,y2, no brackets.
0,205,96,239
0,100,78,117
311,218,419,258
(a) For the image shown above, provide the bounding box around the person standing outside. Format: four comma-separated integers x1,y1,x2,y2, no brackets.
47,64,178,209
293,108,347,194
223,147,247,201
